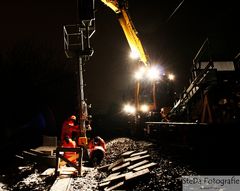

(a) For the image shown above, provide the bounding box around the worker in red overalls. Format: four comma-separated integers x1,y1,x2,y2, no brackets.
88,136,106,166
61,115,79,144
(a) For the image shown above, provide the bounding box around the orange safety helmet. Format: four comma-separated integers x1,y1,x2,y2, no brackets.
70,115,76,121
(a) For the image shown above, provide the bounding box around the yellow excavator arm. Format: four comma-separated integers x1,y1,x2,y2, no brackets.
100,0,148,66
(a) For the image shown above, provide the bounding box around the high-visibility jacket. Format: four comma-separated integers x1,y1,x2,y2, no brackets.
61,120,79,143
88,137,106,159
62,138,77,163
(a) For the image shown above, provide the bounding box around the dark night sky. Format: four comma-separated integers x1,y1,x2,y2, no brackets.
0,0,239,117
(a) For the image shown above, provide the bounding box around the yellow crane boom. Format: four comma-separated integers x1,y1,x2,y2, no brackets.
100,0,148,66
100,0,158,111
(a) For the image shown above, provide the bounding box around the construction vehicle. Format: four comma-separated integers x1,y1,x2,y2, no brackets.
99,0,154,136
100,0,171,117
99,1,179,139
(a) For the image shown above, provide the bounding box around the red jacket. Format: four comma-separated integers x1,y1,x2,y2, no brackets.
88,137,106,160
61,119,79,143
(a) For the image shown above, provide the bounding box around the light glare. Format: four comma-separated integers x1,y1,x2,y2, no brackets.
123,104,136,114
129,50,139,59
147,66,160,81
134,66,146,80
140,104,149,113
168,73,175,80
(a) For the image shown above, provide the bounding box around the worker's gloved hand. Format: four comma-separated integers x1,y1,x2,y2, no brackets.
86,124,92,131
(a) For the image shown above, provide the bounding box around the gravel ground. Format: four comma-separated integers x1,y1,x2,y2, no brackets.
97,137,196,191
0,137,196,191
0,162,55,191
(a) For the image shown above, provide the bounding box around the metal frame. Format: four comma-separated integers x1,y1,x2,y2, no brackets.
63,23,95,58
55,147,84,176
